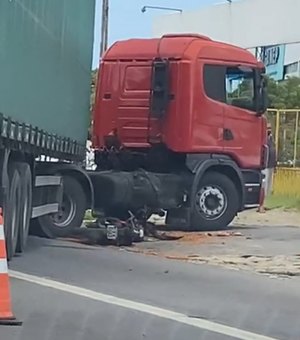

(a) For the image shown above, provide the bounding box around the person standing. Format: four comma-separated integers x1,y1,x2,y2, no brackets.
258,123,277,213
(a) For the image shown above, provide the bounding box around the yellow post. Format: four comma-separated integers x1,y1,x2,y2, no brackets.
275,110,280,155
294,111,299,167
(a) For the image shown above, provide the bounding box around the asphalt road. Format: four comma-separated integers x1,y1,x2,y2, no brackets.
2,236,300,340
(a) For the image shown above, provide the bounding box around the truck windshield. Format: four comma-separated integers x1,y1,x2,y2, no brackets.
225,66,255,111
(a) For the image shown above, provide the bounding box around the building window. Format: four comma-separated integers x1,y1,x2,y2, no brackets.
203,64,256,112
285,61,299,76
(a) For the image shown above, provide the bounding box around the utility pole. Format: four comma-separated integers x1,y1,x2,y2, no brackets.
100,0,109,57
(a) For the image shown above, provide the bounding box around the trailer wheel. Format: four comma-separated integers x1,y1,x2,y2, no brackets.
4,166,22,260
37,176,86,238
16,162,32,253
190,171,239,231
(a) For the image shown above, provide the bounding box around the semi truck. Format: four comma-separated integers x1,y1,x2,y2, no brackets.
0,0,268,260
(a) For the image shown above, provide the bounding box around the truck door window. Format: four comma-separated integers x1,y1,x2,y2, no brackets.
203,65,226,102
225,66,255,112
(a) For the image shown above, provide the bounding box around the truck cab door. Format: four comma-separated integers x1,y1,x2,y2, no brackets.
223,66,264,168
193,63,225,153
93,62,117,148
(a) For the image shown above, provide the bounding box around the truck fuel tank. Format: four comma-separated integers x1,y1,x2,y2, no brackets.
88,170,185,213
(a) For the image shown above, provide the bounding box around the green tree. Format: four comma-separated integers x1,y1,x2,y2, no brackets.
267,77,300,109
266,77,300,166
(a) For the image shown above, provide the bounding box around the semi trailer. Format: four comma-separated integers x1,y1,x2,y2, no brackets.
0,0,268,259
0,0,95,259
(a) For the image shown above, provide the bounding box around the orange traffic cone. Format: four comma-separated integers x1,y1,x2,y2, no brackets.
0,208,22,326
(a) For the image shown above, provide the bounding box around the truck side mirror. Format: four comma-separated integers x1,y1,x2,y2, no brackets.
261,84,268,113
256,73,268,116
150,59,170,118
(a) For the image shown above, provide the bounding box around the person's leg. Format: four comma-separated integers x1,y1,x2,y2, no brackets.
265,168,271,197
258,169,268,213
268,168,274,196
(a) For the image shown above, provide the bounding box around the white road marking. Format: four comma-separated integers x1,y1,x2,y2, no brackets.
10,270,277,340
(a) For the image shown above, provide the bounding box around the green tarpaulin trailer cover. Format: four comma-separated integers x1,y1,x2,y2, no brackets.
0,0,95,146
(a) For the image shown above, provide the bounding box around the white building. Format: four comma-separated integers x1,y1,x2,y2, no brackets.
284,44,300,78
153,0,300,79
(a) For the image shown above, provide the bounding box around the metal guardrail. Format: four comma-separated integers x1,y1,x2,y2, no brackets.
267,109,300,167
273,167,300,197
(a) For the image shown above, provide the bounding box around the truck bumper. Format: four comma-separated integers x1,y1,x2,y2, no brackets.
242,169,264,210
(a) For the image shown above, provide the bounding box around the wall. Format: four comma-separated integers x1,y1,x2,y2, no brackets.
153,0,300,49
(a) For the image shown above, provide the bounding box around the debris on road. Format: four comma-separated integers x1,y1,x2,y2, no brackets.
165,255,190,261
144,222,183,241
207,231,243,237
69,216,143,246
63,209,300,281
189,254,300,278
234,208,300,228
67,215,183,247
123,247,300,278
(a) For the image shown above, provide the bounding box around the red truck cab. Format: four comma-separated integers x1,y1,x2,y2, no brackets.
91,34,268,230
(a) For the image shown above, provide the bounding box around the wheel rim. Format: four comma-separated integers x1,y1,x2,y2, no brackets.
22,189,29,234
196,185,227,220
50,193,76,228
10,175,20,253
11,190,18,243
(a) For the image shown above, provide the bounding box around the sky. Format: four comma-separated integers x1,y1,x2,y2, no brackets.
93,0,220,68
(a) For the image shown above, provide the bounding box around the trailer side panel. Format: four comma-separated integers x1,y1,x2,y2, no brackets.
0,0,95,146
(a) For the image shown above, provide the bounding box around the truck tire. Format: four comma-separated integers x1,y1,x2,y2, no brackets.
16,162,32,253
5,166,21,260
37,176,86,238
190,171,239,231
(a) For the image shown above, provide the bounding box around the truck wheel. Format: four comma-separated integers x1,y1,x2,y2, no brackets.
190,171,239,231
16,162,32,253
5,166,21,260
37,176,86,238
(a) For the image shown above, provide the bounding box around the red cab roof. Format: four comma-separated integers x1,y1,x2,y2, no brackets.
103,34,258,65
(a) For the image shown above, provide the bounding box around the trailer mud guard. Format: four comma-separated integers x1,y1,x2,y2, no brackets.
36,162,94,210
